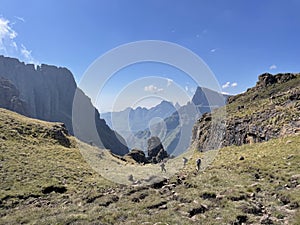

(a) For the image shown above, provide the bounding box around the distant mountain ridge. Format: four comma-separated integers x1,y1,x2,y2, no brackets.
131,87,228,155
0,55,128,155
101,100,177,150
101,100,176,133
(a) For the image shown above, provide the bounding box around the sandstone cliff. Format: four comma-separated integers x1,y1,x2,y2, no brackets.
191,73,300,151
0,55,128,155
0,77,28,115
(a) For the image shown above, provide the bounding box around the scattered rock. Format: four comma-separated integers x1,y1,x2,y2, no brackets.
260,214,273,224
234,215,248,225
150,178,168,189
189,204,208,217
241,202,263,215
229,194,247,201
201,192,216,199
147,201,167,209
239,156,245,160
42,185,67,194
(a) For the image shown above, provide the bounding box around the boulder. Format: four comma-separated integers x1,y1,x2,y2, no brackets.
147,136,168,163
124,149,147,164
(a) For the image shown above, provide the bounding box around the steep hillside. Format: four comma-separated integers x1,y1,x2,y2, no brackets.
0,55,128,155
191,73,300,151
0,108,299,224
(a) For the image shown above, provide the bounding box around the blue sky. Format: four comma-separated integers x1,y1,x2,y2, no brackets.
1,0,300,112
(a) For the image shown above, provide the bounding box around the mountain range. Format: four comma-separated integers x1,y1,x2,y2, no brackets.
125,87,228,155
101,100,177,136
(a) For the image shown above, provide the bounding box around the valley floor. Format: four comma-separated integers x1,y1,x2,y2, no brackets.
1,122,299,224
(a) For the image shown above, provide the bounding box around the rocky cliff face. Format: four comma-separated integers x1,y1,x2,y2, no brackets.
0,55,128,155
147,136,168,163
0,77,28,115
191,73,300,151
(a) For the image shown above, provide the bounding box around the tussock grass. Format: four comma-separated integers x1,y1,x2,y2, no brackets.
0,108,299,224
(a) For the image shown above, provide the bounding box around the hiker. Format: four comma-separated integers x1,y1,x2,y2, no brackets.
196,158,201,171
128,174,134,182
183,157,188,167
160,162,166,172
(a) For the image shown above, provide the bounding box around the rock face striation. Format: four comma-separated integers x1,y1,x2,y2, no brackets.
0,55,128,155
0,77,28,115
191,73,300,151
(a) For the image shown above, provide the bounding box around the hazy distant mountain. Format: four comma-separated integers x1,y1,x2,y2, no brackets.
133,87,228,155
0,55,128,155
101,100,177,147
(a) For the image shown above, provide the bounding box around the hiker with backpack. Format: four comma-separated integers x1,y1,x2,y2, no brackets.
196,158,201,171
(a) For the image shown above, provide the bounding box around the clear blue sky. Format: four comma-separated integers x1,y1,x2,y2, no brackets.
1,0,300,112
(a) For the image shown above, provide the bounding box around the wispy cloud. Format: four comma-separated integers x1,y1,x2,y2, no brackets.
269,64,277,70
222,82,230,89
222,81,238,89
21,44,38,64
144,85,164,93
231,82,237,87
210,48,217,53
0,17,17,52
0,16,38,65
14,16,25,22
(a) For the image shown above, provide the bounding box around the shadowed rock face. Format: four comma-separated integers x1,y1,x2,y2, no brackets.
0,55,128,155
0,77,28,115
147,136,168,163
124,149,148,164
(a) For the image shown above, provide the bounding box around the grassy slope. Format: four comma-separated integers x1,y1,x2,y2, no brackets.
0,108,114,224
0,107,299,224
225,76,300,121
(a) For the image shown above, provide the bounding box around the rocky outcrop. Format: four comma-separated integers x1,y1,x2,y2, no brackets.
0,77,28,115
147,136,168,163
124,149,148,164
191,73,300,151
0,55,128,155
255,73,297,89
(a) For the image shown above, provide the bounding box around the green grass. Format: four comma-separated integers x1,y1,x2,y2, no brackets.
0,106,299,224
